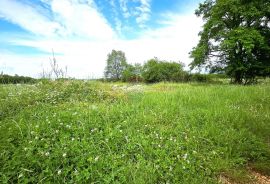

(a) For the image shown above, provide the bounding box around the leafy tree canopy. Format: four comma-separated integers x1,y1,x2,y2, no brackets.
104,50,128,81
142,58,186,83
190,0,270,84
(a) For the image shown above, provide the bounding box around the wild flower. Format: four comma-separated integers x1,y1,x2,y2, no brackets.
94,156,99,162
18,173,23,178
63,153,67,157
45,152,50,156
71,137,75,141
183,153,188,160
57,170,61,175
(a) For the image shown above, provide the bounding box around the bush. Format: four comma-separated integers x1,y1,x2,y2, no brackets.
142,58,187,83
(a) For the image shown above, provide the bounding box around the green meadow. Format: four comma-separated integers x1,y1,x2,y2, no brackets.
0,81,270,183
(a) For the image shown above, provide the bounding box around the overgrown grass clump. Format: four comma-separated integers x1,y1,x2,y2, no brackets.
0,81,269,183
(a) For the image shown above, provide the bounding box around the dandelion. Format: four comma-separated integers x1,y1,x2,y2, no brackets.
63,153,67,157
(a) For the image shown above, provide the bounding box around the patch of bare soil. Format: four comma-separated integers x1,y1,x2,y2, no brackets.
219,171,270,184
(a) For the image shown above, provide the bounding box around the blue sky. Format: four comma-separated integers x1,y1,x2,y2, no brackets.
0,0,203,78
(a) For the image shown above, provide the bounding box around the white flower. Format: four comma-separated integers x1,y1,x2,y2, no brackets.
45,152,50,156
183,153,188,160
94,156,99,162
57,170,61,175
63,153,67,157
71,137,75,141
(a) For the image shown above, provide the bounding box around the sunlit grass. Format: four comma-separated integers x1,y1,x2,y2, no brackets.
0,80,269,183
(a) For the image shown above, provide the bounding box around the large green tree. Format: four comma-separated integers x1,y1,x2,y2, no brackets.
104,50,128,81
190,0,270,84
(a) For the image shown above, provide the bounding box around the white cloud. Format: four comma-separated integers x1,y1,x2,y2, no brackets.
48,0,115,39
119,0,130,18
135,0,151,27
0,1,203,78
0,0,62,36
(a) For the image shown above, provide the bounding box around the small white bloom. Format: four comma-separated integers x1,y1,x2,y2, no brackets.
183,153,188,160
63,153,67,157
71,137,75,141
94,156,99,162
57,170,61,175
45,152,50,156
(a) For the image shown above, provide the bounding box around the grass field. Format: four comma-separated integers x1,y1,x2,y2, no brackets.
0,80,270,183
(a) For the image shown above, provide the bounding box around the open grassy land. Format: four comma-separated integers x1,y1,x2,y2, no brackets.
0,81,270,183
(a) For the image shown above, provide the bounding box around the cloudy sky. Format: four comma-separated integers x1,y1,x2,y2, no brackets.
0,0,203,78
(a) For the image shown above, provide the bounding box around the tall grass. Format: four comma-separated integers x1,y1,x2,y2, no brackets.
0,81,269,183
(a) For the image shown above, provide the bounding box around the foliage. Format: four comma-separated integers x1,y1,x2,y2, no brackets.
0,74,36,84
122,63,143,82
190,0,270,84
104,50,128,81
0,81,269,183
142,58,187,83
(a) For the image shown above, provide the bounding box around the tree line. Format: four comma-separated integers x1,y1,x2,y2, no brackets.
104,50,226,83
105,0,270,84
0,73,36,84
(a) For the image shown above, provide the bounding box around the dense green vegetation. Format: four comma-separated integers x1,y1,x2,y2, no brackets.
0,74,36,84
0,80,269,183
190,0,270,84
